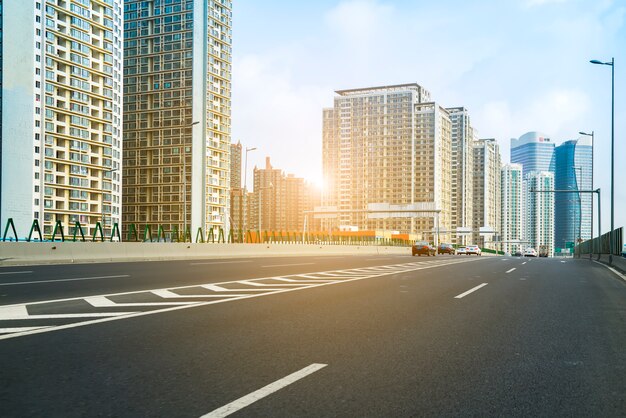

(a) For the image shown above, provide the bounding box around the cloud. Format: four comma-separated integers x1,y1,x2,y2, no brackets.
325,0,394,45
475,89,591,162
232,53,329,184
524,0,569,7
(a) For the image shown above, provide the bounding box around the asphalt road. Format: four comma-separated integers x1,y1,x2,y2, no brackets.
0,255,624,417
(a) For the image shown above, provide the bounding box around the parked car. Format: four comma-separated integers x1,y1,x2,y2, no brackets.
456,247,467,255
412,241,436,256
524,247,538,257
466,245,482,256
622,243,626,258
438,243,456,255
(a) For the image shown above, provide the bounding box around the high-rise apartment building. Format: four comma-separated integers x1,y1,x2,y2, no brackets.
447,107,474,245
1,0,124,238
472,138,501,249
511,131,555,176
524,171,554,255
250,157,318,233
122,0,232,237
501,164,524,254
554,136,593,250
229,141,245,238
322,84,452,241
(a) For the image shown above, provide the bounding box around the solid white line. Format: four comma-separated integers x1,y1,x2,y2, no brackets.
454,283,488,299
260,263,315,268
190,261,253,266
0,275,130,286
0,271,33,275
0,304,137,320
200,363,327,418
506,268,516,273
0,326,51,333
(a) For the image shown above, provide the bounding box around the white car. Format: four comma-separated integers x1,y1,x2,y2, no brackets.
465,245,482,256
456,247,467,255
524,247,537,257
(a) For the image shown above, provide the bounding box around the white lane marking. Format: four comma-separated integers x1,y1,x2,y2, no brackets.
151,289,246,299
0,275,130,286
239,280,308,288
0,326,51,334
260,263,315,268
561,261,567,263
506,268,516,273
201,363,327,418
454,283,488,299
0,271,33,275
85,296,195,307
522,262,527,265
0,305,136,320
201,284,278,292
190,261,253,266
0,257,483,340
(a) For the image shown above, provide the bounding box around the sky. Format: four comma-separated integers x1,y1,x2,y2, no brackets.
231,0,626,234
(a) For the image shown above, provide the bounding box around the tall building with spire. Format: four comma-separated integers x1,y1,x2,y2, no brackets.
122,0,232,237
1,0,124,238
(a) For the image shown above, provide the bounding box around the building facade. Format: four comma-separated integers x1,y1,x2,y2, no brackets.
447,107,474,245
554,136,593,251
321,84,452,242
1,0,124,238
229,141,244,239
510,131,555,176
500,164,524,254
250,157,318,233
524,171,555,256
122,0,232,238
472,138,501,249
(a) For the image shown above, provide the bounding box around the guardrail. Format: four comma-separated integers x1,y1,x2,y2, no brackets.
577,226,623,256
2,218,416,246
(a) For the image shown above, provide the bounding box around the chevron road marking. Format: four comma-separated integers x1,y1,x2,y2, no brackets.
0,257,482,341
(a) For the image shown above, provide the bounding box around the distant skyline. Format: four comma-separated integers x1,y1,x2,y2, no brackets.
232,0,625,233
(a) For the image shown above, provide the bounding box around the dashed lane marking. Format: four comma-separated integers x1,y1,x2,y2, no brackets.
506,268,516,273
454,283,488,299
200,363,327,418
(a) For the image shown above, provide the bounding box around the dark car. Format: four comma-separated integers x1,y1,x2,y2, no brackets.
514,251,523,257
438,243,456,255
412,241,436,256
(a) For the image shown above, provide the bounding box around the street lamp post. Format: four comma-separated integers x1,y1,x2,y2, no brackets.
102,167,119,237
243,146,257,241
182,121,199,241
573,166,582,258
590,57,615,264
579,131,594,259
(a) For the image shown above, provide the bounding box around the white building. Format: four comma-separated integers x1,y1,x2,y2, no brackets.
447,107,474,246
500,164,524,254
473,138,501,249
524,171,555,256
1,0,124,239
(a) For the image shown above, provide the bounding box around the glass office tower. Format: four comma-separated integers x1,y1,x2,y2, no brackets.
511,131,555,176
554,136,593,251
